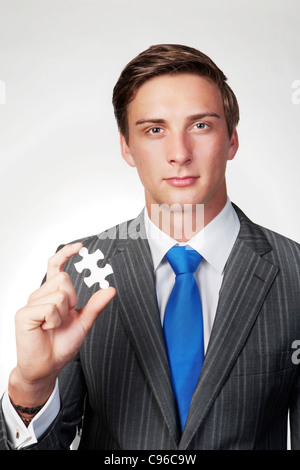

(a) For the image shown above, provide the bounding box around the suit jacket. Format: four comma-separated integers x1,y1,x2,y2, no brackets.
1,204,300,450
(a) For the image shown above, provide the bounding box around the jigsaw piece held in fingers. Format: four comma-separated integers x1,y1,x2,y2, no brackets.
74,247,113,289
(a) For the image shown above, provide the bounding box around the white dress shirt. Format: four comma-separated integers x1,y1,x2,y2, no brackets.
144,198,240,352
2,198,240,448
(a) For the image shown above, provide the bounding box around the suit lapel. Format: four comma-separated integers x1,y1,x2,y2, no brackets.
109,213,180,446
179,206,279,449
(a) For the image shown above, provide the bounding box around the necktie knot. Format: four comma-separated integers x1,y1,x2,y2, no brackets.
165,246,202,276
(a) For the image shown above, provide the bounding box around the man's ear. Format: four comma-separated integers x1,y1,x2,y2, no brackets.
227,127,239,161
120,134,136,168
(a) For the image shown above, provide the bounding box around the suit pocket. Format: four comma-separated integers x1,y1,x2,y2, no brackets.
230,350,295,377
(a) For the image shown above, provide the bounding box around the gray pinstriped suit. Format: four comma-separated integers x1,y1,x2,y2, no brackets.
1,204,300,449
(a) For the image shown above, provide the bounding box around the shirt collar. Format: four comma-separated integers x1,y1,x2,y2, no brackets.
144,198,240,274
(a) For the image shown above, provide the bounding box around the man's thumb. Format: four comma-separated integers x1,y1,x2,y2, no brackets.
79,287,116,334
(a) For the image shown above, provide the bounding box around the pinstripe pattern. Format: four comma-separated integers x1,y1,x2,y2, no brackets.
1,205,300,449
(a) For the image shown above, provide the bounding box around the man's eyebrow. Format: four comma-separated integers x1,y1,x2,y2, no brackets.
135,118,166,126
135,113,221,127
187,112,221,121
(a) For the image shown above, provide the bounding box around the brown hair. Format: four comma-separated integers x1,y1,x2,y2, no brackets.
112,44,239,142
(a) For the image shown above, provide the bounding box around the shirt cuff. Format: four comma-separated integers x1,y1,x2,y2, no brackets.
2,379,60,449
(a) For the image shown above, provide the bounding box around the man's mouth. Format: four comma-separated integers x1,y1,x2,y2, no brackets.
164,176,199,187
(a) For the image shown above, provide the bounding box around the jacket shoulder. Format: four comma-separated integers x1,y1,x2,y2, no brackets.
62,217,136,255
233,203,300,258
64,211,145,254
259,225,300,254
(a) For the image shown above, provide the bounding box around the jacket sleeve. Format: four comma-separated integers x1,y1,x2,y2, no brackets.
0,356,86,450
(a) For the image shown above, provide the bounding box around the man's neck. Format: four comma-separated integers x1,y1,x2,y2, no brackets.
146,198,228,242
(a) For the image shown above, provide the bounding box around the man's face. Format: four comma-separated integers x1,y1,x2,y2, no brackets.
120,73,238,219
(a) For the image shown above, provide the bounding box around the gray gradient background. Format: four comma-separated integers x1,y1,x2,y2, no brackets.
0,0,299,396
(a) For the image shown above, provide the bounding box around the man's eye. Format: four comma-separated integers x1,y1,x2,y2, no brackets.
148,127,163,134
195,123,207,129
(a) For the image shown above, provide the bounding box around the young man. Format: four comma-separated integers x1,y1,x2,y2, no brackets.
1,44,300,450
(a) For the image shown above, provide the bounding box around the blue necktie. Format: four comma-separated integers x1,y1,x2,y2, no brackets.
163,246,204,431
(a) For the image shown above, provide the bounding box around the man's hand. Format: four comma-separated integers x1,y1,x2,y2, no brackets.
8,243,116,408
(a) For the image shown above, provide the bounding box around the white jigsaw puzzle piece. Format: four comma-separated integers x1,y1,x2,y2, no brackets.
74,247,113,289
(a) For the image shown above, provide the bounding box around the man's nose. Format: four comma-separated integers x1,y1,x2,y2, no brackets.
167,132,192,165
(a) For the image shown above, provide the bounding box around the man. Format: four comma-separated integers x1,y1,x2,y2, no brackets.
1,44,300,450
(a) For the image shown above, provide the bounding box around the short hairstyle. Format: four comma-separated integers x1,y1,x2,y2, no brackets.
112,44,240,142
